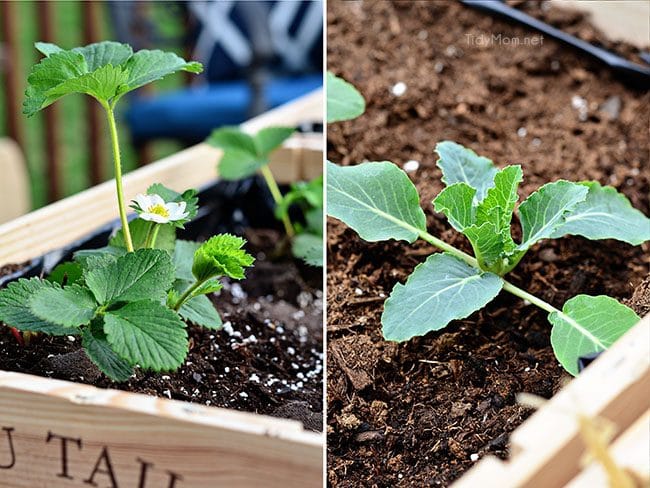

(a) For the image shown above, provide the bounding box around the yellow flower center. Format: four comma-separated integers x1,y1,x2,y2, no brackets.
148,204,170,218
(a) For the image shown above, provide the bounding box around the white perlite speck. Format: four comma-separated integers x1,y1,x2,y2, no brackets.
403,160,420,172
470,453,480,462
391,82,407,96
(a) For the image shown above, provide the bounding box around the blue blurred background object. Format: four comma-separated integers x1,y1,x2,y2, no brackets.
117,1,323,146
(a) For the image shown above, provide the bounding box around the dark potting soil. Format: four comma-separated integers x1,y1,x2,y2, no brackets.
327,1,649,486
0,229,323,431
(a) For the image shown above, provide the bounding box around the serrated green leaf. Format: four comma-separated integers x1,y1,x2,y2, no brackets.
47,262,84,286
327,161,426,243
435,141,498,202
193,279,223,296
45,64,129,104
518,181,588,250
433,182,476,232
305,207,324,236
550,182,650,245
124,49,202,91
0,278,77,335
192,234,255,281
104,300,188,371
327,71,365,123
174,240,201,281
74,246,124,270
476,165,522,232
35,42,63,57
549,295,640,376
293,233,323,267
110,219,176,253
85,249,175,305
216,148,265,180
72,41,133,72
254,127,295,156
30,284,97,328
178,294,222,330
382,253,503,341
82,322,134,382
206,127,258,154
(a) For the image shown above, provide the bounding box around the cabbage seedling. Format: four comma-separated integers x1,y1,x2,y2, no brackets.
327,75,649,375
0,42,255,382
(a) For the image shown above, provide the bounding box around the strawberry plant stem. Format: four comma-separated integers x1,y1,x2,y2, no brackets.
173,280,203,311
260,165,295,238
104,103,134,253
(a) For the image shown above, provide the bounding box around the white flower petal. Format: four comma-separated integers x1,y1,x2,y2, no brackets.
140,212,170,224
134,194,153,211
148,194,165,207
166,202,188,221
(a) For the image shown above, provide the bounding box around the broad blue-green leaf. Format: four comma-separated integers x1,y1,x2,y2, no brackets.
327,71,365,123
124,49,202,91
549,295,640,376
30,284,97,328
382,253,503,341
0,278,76,335
104,300,188,371
435,141,498,201
72,41,133,72
518,181,588,251
174,240,201,281
476,165,523,231
178,294,222,330
293,233,323,266
327,161,426,243
433,182,476,232
254,127,295,156
550,182,650,245
82,323,134,382
85,249,175,305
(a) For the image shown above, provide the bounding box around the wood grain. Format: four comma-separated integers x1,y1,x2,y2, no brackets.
453,314,650,487
0,90,323,267
0,372,322,487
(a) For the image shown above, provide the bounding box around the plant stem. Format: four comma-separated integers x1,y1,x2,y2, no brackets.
173,280,203,311
104,104,134,253
144,222,161,249
260,165,295,238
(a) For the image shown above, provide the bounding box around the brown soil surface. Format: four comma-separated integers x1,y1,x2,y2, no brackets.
0,229,323,431
327,1,649,485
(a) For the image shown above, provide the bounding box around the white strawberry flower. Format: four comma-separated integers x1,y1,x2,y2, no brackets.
133,193,188,224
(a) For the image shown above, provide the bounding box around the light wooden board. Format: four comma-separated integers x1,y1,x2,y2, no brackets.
0,90,323,267
0,138,30,225
565,410,650,487
0,372,322,487
550,1,650,47
452,314,650,487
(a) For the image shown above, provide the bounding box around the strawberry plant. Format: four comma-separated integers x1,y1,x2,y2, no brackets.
327,74,649,375
206,126,323,266
0,41,255,382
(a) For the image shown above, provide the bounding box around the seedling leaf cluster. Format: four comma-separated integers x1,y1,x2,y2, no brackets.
326,72,649,375
0,42,255,382
207,126,323,266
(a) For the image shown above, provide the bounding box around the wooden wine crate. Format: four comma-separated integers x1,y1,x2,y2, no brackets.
0,91,324,487
453,314,650,488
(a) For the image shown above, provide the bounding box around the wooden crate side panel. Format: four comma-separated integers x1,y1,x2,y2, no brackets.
0,373,322,487
0,90,323,267
453,315,650,487
565,410,650,487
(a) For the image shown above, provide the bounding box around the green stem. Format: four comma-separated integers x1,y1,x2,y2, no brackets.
144,223,161,249
104,103,134,253
260,165,295,238
173,280,203,311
